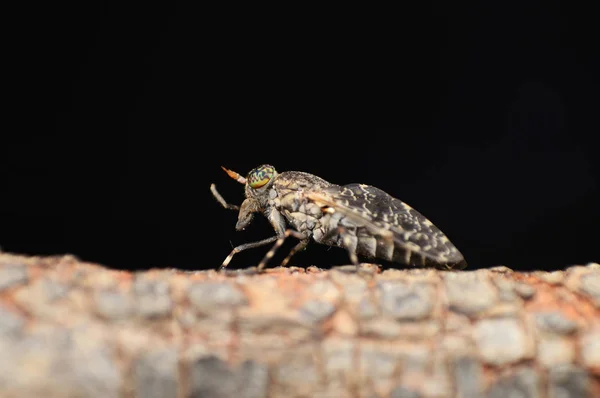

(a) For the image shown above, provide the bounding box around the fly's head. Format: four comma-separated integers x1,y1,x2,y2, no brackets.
222,164,278,231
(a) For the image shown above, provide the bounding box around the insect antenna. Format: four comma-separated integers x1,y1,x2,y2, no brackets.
221,166,246,184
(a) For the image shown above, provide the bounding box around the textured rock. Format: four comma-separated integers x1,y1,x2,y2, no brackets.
361,318,440,340
535,312,579,335
359,342,403,396
537,271,565,284
537,336,575,367
1,252,599,398
134,278,172,318
487,367,539,398
0,329,122,398
189,356,268,398
390,386,422,398
13,278,71,321
580,331,600,368
0,262,27,291
378,281,434,320
444,272,498,316
579,272,600,307
358,295,379,318
298,299,336,324
322,338,355,383
0,305,24,336
514,282,537,299
474,318,529,366
548,365,589,398
274,348,321,397
95,290,135,320
188,282,248,312
453,356,483,398
493,278,520,302
134,349,178,398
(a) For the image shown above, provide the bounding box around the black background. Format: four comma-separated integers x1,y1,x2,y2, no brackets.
3,3,598,272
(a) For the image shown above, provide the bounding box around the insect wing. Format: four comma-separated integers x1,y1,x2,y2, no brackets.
308,184,466,269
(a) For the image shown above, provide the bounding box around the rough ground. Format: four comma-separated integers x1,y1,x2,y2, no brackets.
0,252,599,398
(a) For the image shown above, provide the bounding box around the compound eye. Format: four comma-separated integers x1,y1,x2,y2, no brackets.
248,165,276,189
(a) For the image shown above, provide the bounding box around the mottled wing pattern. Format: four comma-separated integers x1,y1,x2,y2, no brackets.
312,183,467,269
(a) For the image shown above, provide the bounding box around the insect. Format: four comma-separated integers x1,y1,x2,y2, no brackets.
211,164,467,271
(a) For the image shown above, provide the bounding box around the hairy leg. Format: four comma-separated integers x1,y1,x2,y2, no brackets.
319,225,360,267
210,184,240,211
280,238,310,267
219,236,278,270
257,229,307,272
337,226,359,267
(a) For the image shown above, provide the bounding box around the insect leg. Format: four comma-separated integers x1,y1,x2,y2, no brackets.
210,184,240,211
257,229,307,272
219,236,278,270
280,238,310,267
336,226,360,266
318,224,360,267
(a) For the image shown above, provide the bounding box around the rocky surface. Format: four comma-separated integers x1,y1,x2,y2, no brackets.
0,252,599,397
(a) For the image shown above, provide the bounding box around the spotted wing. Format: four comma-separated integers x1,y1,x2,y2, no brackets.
309,183,467,269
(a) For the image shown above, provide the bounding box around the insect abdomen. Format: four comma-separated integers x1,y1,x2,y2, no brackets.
356,230,463,268
355,228,421,265
353,228,392,260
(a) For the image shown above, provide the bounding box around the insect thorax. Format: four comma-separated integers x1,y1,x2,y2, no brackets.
269,171,336,238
